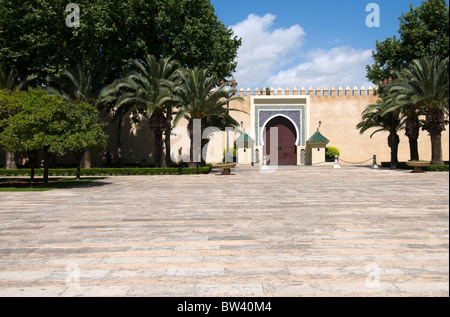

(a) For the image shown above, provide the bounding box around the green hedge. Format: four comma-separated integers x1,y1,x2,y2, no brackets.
0,165,213,177
326,147,340,158
381,162,449,172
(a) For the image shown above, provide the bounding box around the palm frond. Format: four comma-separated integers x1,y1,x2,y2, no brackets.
0,62,38,91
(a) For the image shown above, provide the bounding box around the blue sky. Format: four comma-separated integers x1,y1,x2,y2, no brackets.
210,0,429,90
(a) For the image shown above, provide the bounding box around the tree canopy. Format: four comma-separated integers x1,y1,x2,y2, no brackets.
0,89,105,155
0,0,241,80
174,68,244,166
0,90,21,133
100,54,183,167
357,98,403,169
366,0,449,83
0,89,107,182
386,55,449,164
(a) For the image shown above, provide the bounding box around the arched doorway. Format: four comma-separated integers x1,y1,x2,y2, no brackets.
264,116,297,165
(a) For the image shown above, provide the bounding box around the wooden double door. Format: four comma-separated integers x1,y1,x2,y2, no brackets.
264,116,297,165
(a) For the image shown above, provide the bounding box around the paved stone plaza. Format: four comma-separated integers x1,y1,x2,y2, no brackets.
0,166,448,297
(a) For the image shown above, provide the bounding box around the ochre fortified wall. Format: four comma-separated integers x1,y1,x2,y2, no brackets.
225,85,449,165
1,85,448,167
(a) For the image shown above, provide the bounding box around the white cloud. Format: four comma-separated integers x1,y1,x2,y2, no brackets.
266,46,374,89
230,14,374,90
230,14,306,89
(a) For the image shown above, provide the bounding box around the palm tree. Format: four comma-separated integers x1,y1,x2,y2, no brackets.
357,99,404,169
100,55,181,168
0,63,38,91
46,64,110,103
98,85,139,168
101,55,179,167
388,55,449,165
382,80,423,161
174,67,244,167
0,62,38,169
46,64,111,168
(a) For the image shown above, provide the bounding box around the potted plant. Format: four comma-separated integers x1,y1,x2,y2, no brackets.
406,160,430,173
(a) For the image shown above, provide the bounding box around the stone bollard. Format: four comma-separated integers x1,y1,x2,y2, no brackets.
261,155,269,170
372,155,379,169
333,155,341,169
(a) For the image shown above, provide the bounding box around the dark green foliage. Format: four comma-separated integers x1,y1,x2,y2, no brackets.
366,0,449,84
222,147,237,162
0,88,107,183
174,67,245,167
0,178,103,192
0,165,213,176
0,89,107,156
1,1,242,172
381,161,449,172
100,54,182,168
325,147,340,159
0,0,241,81
386,55,449,165
357,99,403,169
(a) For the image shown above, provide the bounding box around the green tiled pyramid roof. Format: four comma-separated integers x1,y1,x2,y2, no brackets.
236,133,255,143
307,131,329,143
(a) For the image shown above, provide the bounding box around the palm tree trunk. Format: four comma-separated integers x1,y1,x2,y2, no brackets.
191,119,204,168
149,112,166,168
405,115,420,161
408,139,420,162
187,120,197,168
201,137,209,167
165,104,172,168
388,132,400,169
426,109,445,165
430,132,444,165
154,130,164,168
5,152,17,169
117,112,123,168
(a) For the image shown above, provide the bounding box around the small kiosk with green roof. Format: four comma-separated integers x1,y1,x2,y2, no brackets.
236,133,256,165
305,130,330,165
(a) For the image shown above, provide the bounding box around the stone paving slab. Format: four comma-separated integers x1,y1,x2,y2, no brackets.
0,166,448,297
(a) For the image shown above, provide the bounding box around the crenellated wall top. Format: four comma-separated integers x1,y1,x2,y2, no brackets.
234,86,378,97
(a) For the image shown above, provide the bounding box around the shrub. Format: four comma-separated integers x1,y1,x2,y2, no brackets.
0,166,213,177
222,147,237,162
381,162,449,172
326,147,340,161
423,165,450,172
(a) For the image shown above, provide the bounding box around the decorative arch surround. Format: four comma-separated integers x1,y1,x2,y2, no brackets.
259,113,301,147
250,96,310,165
253,105,307,147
